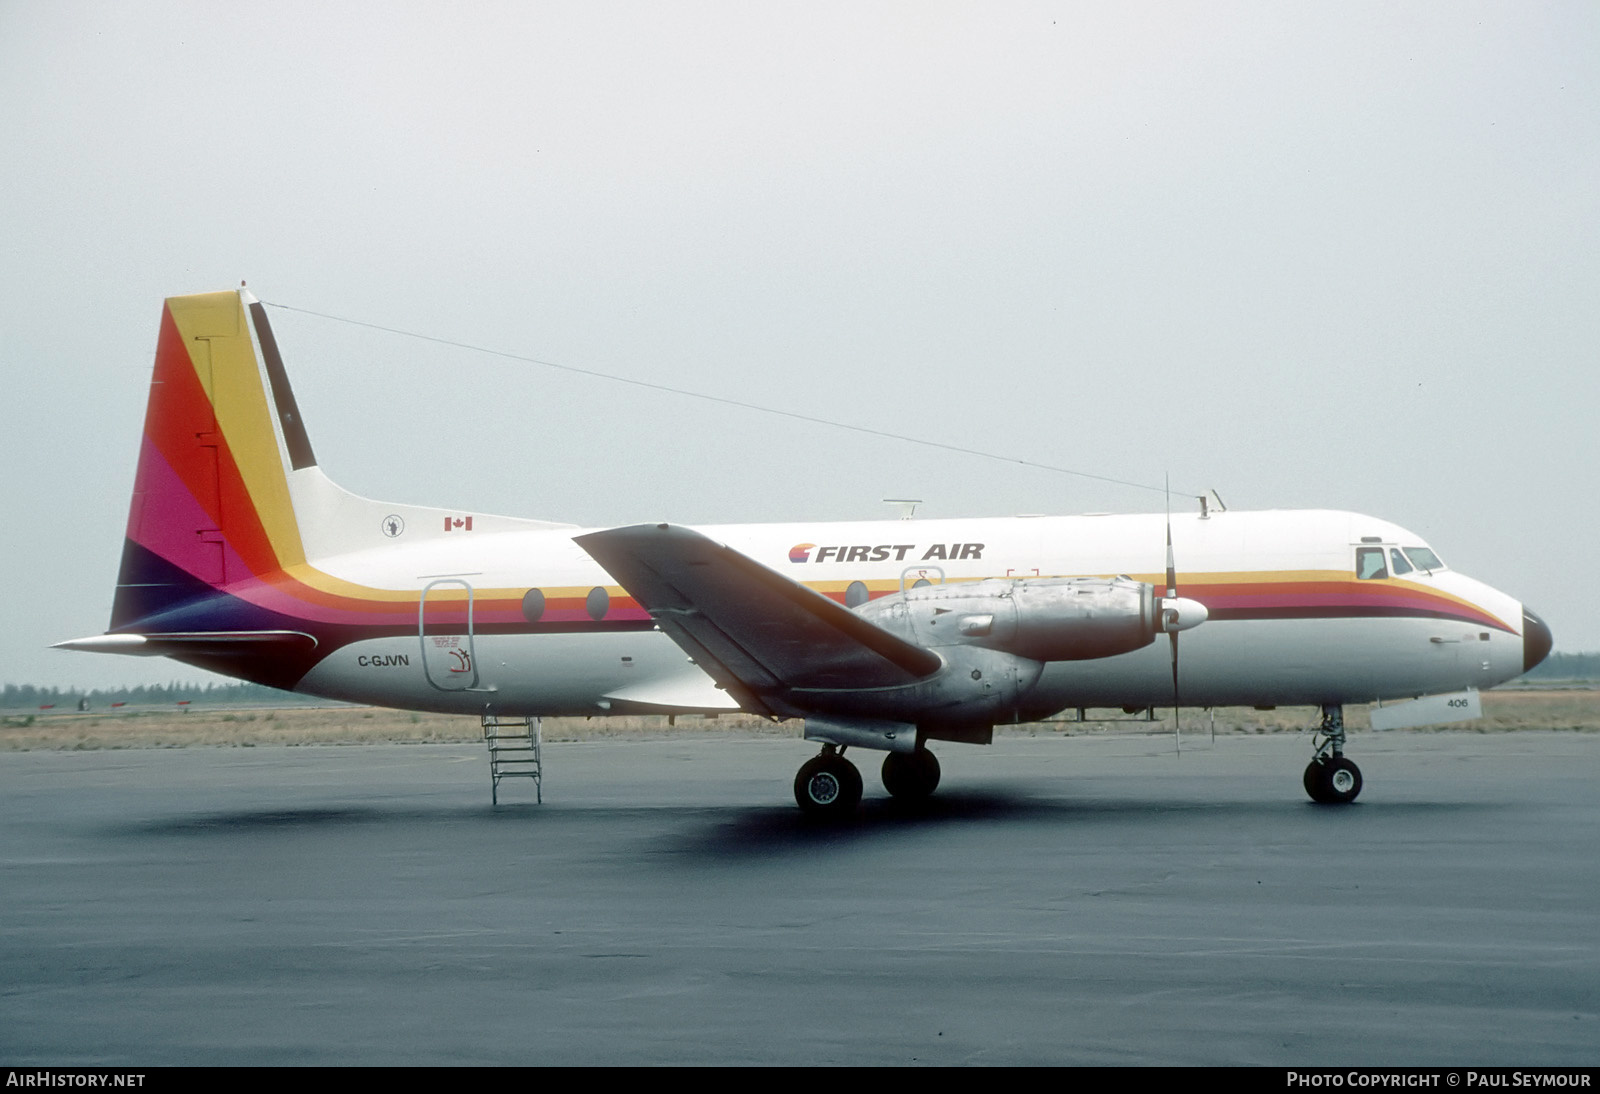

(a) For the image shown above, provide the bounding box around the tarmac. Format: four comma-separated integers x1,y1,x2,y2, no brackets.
2,730,1596,1065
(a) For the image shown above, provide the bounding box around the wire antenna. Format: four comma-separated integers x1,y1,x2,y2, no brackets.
265,300,1205,500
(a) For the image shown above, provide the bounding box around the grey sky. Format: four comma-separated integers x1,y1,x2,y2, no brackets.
3,1,1596,690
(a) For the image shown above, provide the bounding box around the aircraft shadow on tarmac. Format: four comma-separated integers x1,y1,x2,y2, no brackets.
118,797,1048,838
658,791,1503,859
126,805,433,835
116,789,1497,854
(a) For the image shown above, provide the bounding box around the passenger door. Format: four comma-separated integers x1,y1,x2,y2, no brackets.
419,578,480,691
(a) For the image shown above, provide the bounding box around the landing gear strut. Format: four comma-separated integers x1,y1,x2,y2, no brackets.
794,745,863,818
1303,703,1363,805
881,747,940,802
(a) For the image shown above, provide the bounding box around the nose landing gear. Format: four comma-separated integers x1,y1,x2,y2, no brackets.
1304,703,1363,804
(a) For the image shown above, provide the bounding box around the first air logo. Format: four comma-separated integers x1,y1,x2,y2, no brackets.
789,542,984,563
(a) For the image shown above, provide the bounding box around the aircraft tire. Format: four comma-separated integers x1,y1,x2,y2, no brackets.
795,753,862,817
1303,760,1323,801
1304,757,1362,805
882,748,941,801
841,757,864,806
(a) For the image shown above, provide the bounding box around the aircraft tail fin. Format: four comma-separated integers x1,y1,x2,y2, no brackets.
109,288,570,635
113,290,309,630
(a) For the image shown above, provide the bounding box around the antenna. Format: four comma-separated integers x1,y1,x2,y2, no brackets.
1199,490,1230,519
883,498,922,520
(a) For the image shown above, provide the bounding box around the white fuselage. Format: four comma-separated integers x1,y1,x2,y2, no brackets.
293,509,1528,718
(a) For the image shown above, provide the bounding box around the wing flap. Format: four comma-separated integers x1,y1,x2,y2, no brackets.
602,672,745,713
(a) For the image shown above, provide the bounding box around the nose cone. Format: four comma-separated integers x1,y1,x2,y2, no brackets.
1523,608,1553,673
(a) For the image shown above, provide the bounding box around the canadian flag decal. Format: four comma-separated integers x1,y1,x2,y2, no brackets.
445,516,474,532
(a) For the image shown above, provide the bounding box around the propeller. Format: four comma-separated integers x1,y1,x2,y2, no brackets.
1166,500,1180,716
1158,482,1209,742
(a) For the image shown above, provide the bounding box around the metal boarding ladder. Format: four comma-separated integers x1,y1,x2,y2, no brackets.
480,714,542,805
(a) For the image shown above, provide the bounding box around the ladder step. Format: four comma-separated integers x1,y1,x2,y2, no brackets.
481,714,543,805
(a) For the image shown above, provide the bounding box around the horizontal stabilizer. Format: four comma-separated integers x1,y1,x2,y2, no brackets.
54,631,318,658
575,524,941,716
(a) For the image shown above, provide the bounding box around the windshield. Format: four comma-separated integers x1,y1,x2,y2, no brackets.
1403,546,1446,572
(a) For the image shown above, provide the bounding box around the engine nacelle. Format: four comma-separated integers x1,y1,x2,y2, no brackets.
856,576,1206,662
787,642,1045,728
781,577,1207,736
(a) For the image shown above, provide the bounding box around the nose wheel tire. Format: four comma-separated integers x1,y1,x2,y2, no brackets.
795,752,863,817
1304,756,1362,805
881,748,941,801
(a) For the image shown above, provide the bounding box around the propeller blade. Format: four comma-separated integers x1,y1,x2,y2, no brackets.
1165,478,1178,600
1170,629,1181,753
1165,479,1181,737
1169,630,1180,703
1158,488,1211,745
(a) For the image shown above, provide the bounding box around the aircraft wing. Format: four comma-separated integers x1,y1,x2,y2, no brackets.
574,524,941,717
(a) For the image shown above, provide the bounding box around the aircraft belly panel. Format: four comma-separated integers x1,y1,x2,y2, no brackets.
296,630,702,716
1029,616,1512,709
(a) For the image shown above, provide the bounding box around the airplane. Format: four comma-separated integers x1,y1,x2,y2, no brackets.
56,288,1554,815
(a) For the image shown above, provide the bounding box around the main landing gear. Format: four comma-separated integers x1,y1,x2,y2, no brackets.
1303,703,1363,805
795,746,863,817
793,744,943,817
881,748,940,802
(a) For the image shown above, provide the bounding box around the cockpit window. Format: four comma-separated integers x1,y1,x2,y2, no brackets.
1403,546,1445,572
1356,547,1388,580
1390,548,1413,576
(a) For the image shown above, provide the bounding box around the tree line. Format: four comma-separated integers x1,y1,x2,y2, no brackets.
2,681,325,711
1524,651,1600,680
6,650,1596,711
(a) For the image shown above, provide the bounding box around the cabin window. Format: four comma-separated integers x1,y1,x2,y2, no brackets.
1356,547,1388,580
845,581,869,608
1390,549,1414,576
521,588,545,624
586,586,610,621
